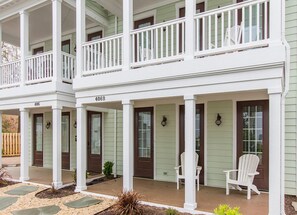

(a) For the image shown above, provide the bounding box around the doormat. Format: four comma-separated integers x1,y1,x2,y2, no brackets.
5,185,38,196
11,205,61,215
64,196,102,208
0,196,18,210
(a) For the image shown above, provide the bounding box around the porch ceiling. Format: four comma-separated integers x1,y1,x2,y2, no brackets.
1,2,93,46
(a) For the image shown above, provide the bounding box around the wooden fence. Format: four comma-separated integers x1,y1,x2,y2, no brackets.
2,133,21,156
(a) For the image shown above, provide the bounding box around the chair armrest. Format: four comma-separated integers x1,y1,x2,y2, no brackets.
223,169,239,173
174,166,181,170
248,172,259,177
197,166,202,171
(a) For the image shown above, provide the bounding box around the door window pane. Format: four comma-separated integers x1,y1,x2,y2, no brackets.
138,111,151,158
62,114,70,153
91,114,101,155
242,105,263,164
36,116,43,152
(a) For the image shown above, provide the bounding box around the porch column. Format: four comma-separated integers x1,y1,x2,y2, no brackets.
20,11,29,87
0,23,2,64
122,100,134,191
185,0,195,60
52,0,62,83
52,105,62,188
122,0,133,71
0,112,2,168
75,105,87,191
20,108,29,181
184,95,197,210
268,89,283,214
76,0,86,78
269,0,283,43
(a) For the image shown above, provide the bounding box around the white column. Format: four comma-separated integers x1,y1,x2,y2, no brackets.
52,105,62,188
75,105,87,191
0,23,2,64
184,95,197,210
20,108,29,181
122,0,133,71
0,112,2,168
185,0,195,60
269,0,282,43
20,11,29,87
122,100,134,191
76,0,86,78
52,0,62,83
268,90,283,214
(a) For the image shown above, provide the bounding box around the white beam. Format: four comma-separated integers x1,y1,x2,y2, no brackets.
75,105,87,191
20,108,29,181
20,10,29,87
122,100,134,191
0,23,2,64
52,0,62,83
185,0,195,60
122,0,133,71
76,0,86,78
268,90,283,214
183,95,197,210
52,105,63,188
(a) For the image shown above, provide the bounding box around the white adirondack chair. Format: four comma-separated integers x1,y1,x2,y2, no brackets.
223,22,243,46
174,152,202,191
224,154,260,199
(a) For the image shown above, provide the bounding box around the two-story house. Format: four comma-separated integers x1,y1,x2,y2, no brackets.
0,0,294,214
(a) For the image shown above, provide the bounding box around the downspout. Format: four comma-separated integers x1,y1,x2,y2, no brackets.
281,0,291,212
113,110,117,178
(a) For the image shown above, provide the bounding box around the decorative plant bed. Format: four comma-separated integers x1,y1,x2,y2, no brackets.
35,185,75,199
0,180,17,188
86,176,120,186
285,195,297,215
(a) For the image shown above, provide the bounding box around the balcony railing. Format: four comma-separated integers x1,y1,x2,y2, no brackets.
62,52,76,83
81,0,270,76
0,60,21,89
82,34,123,76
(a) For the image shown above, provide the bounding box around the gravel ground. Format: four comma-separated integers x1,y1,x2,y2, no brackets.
0,183,115,215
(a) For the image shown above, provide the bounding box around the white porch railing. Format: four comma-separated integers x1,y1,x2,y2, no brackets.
0,60,21,88
25,51,53,84
131,18,185,68
62,52,76,83
82,34,123,76
194,0,269,57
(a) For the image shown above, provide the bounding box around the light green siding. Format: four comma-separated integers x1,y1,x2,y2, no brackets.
285,0,297,195
207,101,233,187
155,104,176,182
70,110,77,170
43,112,53,168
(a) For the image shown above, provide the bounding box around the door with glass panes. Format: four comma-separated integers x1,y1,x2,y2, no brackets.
61,112,70,170
237,100,269,190
87,112,102,173
134,107,154,179
33,114,43,167
179,104,204,184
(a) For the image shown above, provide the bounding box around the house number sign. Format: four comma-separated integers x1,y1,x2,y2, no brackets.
34,102,40,106
95,96,105,102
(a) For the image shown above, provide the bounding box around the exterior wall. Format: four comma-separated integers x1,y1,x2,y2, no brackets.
43,112,53,168
70,110,77,170
285,0,297,196
207,101,233,187
155,104,176,182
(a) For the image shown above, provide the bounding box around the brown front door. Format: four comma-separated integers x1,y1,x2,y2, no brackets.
179,3,205,52
61,112,70,170
33,47,44,55
33,114,43,167
87,31,103,42
87,112,102,173
237,100,269,190
134,107,154,179
179,104,204,184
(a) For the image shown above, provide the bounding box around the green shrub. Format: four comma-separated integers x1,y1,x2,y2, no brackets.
165,208,179,215
114,191,142,215
214,204,242,215
103,161,114,178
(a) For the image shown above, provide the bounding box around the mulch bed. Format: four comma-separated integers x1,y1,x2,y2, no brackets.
87,176,120,186
35,185,76,199
285,195,297,215
96,205,193,215
0,180,17,188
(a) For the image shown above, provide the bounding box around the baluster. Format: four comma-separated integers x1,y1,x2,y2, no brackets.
137,33,140,63
156,28,159,59
249,5,252,42
181,21,185,54
113,39,116,67
109,40,112,67
202,17,205,51
141,32,144,62
242,7,245,44
228,10,231,46
151,29,154,59
161,26,164,58
208,15,211,50
171,25,174,57
221,12,224,47
264,1,268,39
256,3,260,41
235,9,238,45
215,14,218,48
166,26,169,58
146,30,149,61
105,41,108,68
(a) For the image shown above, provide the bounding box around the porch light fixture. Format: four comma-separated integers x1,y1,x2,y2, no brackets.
46,121,51,129
161,116,167,127
73,121,77,128
215,114,222,126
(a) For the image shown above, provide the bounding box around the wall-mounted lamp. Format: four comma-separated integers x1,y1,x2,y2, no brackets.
73,121,77,128
46,121,51,129
215,114,222,126
161,116,167,127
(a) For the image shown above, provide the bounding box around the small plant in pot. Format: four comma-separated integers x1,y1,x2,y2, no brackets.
103,161,114,179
